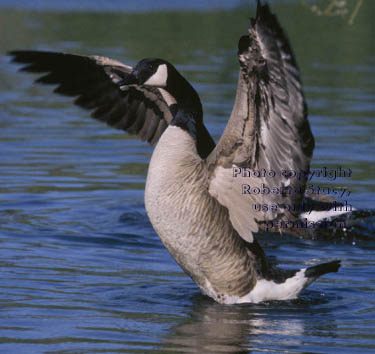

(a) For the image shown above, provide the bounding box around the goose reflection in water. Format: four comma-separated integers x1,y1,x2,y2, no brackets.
160,293,338,353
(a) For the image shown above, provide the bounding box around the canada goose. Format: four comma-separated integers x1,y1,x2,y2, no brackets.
9,2,341,304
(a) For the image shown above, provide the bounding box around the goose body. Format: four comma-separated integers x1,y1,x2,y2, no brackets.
145,121,339,304
9,2,341,304
145,126,257,302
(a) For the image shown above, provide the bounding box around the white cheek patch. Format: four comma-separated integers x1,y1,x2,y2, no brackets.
144,64,168,87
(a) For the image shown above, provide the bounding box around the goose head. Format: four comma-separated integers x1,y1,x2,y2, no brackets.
126,58,172,88
123,57,204,132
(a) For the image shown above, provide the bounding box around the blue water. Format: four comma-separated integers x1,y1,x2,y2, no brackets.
1,1,374,353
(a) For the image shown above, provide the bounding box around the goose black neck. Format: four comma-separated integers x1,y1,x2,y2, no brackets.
167,69,215,159
167,68,203,121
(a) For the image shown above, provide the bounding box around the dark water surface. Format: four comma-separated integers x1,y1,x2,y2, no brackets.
1,1,374,353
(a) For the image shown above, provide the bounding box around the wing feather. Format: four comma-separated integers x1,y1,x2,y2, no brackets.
9,50,173,144
206,3,314,243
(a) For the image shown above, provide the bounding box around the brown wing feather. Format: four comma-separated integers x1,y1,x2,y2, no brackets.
9,50,173,144
207,3,314,242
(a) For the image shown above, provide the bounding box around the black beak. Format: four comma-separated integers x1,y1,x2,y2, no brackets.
118,70,139,86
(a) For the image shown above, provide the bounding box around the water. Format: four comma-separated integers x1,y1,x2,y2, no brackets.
1,1,374,352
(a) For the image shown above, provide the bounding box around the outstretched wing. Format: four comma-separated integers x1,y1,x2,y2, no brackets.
206,3,315,243
9,50,174,144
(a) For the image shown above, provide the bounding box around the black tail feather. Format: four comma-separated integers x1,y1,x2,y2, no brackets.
305,260,341,278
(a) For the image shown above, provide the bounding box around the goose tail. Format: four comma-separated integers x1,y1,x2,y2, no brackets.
279,260,341,300
305,260,341,279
